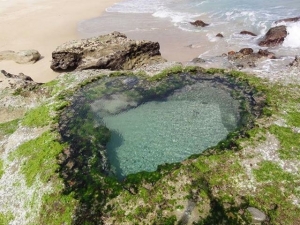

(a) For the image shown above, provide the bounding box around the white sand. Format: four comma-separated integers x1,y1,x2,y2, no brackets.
0,0,119,83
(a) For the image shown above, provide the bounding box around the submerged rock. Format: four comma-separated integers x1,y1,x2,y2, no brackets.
50,31,166,71
190,20,209,27
275,16,300,24
239,48,254,55
228,48,276,69
289,56,300,67
191,57,206,64
240,30,257,36
0,49,41,64
258,25,287,47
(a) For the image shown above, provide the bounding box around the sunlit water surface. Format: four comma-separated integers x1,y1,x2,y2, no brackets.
99,83,240,179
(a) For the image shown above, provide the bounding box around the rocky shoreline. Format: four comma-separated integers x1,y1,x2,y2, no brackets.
0,16,300,225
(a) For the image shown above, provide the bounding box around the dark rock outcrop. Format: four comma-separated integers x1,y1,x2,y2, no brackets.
190,20,209,27
289,56,300,67
0,70,41,91
50,31,166,71
191,57,206,64
257,49,276,59
258,25,287,47
239,48,254,55
240,31,257,36
216,33,224,38
275,16,300,24
0,49,41,64
227,48,276,69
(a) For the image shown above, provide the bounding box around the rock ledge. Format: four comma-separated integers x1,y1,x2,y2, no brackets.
50,31,166,71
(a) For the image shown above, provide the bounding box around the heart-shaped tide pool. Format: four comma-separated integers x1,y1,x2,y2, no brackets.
60,73,244,180
102,83,240,179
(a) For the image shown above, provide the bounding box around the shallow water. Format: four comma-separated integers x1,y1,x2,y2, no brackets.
78,0,300,73
101,83,240,179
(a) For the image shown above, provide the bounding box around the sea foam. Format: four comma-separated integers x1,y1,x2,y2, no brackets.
283,22,300,48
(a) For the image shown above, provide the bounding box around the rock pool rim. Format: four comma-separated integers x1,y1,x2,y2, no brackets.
56,68,266,224
58,69,265,180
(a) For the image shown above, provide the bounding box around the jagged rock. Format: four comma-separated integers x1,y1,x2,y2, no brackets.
216,33,224,38
190,20,209,27
257,49,276,59
239,48,254,55
1,70,33,81
275,16,300,24
228,51,236,56
0,70,41,91
0,49,41,64
228,48,276,69
258,25,287,47
247,207,267,222
191,57,206,63
289,56,300,67
50,31,166,71
240,31,257,36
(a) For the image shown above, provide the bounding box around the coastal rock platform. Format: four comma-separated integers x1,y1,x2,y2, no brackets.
0,30,300,225
50,31,166,71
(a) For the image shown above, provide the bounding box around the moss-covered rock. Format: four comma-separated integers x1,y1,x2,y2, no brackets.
0,66,299,225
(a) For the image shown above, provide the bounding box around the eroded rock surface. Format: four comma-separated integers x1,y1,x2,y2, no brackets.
0,70,41,91
0,50,41,64
190,20,209,27
50,31,166,71
258,25,287,47
289,56,300,67
228,48,276,69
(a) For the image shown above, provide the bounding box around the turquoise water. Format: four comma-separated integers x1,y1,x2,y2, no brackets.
101,83,240,179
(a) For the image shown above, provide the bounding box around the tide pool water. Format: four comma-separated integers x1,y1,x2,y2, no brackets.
101,84,240,179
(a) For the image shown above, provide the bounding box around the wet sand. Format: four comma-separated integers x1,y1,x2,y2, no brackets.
78,12,232,63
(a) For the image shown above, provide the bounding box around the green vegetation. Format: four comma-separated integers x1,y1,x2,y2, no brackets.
0,119,19,137
2,66,300,224
251,161,300,223
0,212,14,225
39,187,77,225
56,68,268,224
269,125,300,160
148,65,202,81
92,68,300,224
253,161,295,182
9,131,66,186
0,159,4,179
22,104,51,127
286,111,300,127
148,65,184,81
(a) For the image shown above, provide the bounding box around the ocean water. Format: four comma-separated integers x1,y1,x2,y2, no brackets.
106,0,300,46
78,0,300,71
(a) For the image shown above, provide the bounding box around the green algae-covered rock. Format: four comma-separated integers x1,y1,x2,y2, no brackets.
0,66,299,225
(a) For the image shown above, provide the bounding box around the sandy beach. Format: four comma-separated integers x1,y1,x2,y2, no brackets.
0,0,119,83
